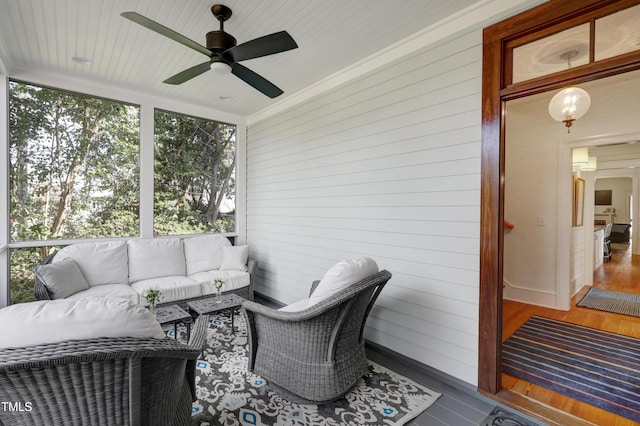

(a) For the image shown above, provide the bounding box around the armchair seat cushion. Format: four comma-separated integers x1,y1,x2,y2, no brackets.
278,298,310,312
66,283,140,305
131,276,201,306
0,297,165,349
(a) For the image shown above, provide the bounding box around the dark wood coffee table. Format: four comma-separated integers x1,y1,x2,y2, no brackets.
187,294,245,333
155,304,192,341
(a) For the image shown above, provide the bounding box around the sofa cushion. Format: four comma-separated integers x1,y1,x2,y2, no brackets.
34,259,89,299
183,234,231,275
53,241,128,286
307,257,379,308
0,297,165,349
66,284,141,305
128,238,186,283
131,276,201,306
189,270,251,294
220,245,249,272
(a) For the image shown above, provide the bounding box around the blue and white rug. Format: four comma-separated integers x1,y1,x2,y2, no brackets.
167,310,441,425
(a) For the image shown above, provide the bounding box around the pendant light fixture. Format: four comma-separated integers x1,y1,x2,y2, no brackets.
548,87,591,132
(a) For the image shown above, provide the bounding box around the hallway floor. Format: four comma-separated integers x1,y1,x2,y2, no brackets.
502,242,640,425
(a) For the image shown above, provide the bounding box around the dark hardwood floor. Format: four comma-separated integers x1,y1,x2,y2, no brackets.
502,241,640,425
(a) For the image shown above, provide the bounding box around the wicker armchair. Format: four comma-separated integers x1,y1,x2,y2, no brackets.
0,314,209,426
241,269,391,404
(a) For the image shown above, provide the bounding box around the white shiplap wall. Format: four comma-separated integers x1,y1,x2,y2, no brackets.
247,28,482,385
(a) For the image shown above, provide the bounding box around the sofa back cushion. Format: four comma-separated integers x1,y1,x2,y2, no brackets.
35,259,90,299
220,245,249,272
0,297,165,349
183,234,231,275
53,241,128,286
128,238,186,283
307,257,379,308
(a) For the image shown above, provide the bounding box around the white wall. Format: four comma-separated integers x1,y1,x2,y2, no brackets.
246,27,483,385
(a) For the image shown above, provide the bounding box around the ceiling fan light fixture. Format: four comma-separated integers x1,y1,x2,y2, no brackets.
548,87,591,133
210,61,232,75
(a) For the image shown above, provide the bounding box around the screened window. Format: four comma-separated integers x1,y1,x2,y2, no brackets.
8,81,140,304
9,81,140,241
154,109,236,235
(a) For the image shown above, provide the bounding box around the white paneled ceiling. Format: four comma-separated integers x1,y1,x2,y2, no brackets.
0,0,481,116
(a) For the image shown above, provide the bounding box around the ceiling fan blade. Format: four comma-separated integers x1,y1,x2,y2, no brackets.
163,61,211,85
231,63,283,98
121,12,212,57
226,31,298,62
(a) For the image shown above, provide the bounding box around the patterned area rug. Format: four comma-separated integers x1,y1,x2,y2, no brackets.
480,407,540,426
166,309,441,425
577,287,640,317
503,316,640,423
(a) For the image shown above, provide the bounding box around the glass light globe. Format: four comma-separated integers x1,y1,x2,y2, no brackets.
548,87,591,131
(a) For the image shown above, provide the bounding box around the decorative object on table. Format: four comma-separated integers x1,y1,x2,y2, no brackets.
143,288,162,316
480,407,541,426
577,287,640,317
166,309,440,426
214,279,224,303
155,304,192,341
242,258,391,404
503,315,640,423
187,294,245,333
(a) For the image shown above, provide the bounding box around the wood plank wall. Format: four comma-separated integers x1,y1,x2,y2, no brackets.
246,28,483,385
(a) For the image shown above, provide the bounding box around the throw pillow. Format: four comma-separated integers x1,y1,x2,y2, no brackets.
34,259,90,299
0,297,166,349
307,257,379,308
220,245,249,271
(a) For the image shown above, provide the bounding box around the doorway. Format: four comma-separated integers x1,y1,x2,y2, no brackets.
478,0,640,418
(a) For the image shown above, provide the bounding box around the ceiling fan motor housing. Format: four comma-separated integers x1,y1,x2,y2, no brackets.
206,31,236,52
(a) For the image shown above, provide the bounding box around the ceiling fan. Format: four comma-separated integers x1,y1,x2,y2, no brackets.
121,4,298,98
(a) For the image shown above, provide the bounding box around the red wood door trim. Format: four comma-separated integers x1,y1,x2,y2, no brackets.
479,0,640,395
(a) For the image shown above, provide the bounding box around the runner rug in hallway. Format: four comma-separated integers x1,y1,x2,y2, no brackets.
577,287,640,317
502,316,640,423
166,310,441,425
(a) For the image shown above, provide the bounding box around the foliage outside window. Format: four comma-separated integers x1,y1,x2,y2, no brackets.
154,109,236,235
8,81,140,303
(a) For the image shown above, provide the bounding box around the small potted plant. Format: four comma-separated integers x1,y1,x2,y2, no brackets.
214,278,224,304
143,288,162,316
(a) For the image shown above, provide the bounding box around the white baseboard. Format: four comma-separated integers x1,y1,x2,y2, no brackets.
503,279,558,309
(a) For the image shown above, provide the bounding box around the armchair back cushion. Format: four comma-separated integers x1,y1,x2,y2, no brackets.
183,234,231,275
34,259,89,299
307,257,378,308
128,238,186,282
0,297,165,349
53,240,128,286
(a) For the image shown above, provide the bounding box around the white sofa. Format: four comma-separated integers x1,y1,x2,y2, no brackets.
34,234,256,306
